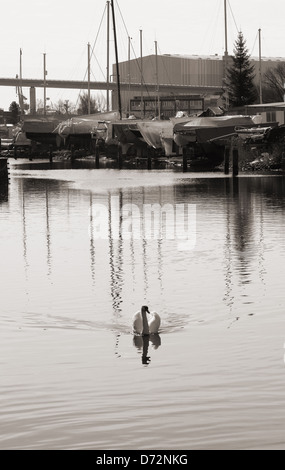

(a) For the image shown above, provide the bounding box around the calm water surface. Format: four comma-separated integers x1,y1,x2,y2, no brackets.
1,160,285,450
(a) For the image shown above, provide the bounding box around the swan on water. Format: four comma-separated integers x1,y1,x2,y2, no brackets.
133,306,161,335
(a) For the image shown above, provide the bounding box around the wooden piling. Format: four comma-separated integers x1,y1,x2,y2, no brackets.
147,147,152,170
282,152,285,172
224,146,230,175
118,145,123,169
95,144,100,169
71,145,75,164
232,148,239,177
0,158,9,185
49,145,53,164
183,147,188,173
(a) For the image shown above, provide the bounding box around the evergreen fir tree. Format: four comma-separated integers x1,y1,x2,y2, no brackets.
9,101,20,125
226,32,258,107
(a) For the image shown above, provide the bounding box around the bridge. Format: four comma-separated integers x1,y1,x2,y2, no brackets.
0,77,222,114
0,77,222,94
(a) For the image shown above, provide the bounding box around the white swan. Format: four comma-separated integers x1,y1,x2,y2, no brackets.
133,306,161,335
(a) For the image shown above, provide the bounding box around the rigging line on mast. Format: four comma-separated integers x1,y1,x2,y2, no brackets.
114,0,150,95
74,3,108,108
157,44,174,88
250,30,259,56
90,3,108,58
227,0,239,33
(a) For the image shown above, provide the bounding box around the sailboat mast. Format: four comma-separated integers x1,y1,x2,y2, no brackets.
88,42,91,115
106,0,110,112
224,0,228,65
140,29,143,120
110,0,122,120
155,41,161,119
224,0,229,109
259,28,263,104
128,36,131,116
43,53,47,116
19,49,24,114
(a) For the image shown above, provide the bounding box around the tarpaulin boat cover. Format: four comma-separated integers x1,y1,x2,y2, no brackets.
55,111,120,138
174,115,255,141
179,115,254,130
22,117,62,134
136,121,174,152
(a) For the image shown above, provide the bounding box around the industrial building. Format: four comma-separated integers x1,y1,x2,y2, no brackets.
113,54,285,118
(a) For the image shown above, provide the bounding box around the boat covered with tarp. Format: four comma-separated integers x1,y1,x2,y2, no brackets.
173,115,257,146
112,113,190,156
173,114,259,165
54,111,121,148
22,116,64,147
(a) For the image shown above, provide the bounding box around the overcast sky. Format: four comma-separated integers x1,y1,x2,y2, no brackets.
1,0,284,111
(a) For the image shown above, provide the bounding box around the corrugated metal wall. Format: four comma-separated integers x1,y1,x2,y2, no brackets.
117,54,285,87
117,55,224,87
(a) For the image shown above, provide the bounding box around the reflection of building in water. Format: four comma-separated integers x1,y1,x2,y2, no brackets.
223,177,285,313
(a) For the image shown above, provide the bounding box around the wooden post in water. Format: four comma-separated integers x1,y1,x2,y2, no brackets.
183,147,188,173
118,144,123,169
0,158,9,186
282,152,285,172
147,147,152,170
224,146,230,175
49,145,53,164
232,148,239,177
95,143,100,169
71,145,75,164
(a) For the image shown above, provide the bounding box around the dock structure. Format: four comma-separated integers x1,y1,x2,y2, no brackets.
0,157,9,186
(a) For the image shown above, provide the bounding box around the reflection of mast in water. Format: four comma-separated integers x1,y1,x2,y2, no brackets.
108,192,124,316
21,183,29,284
157,187,164,296
45,184,52,278
258,201,266,286
89,193,96,286
223,178,234,310
129,191,137,296
142,187,149,299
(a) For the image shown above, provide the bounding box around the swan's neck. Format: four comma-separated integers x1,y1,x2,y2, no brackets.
141,310,149,336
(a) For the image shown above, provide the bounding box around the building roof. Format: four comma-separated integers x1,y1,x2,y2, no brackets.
247,102,285,108
162,53,285,63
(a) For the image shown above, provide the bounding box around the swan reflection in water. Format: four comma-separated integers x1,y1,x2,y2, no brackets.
132,306,162,365
133,334,162,365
